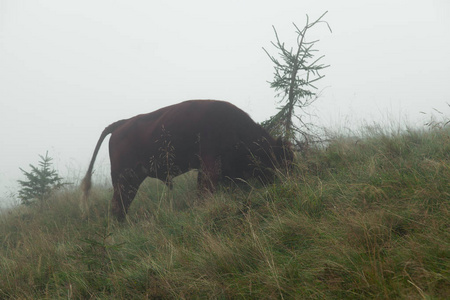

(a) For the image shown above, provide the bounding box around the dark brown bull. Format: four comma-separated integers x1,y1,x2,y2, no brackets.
81,100,292,221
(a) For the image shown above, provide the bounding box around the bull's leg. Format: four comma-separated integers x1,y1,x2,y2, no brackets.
111,170,144,221
164,177,174,190
197,155,221,193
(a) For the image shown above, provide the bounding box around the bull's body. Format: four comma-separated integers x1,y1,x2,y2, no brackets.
81,100,292,220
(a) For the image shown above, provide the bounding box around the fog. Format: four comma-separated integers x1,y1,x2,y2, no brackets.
1,0,449,206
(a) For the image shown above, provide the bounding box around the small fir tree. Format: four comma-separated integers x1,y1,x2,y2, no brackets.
17,152,64,205
262,11,331,144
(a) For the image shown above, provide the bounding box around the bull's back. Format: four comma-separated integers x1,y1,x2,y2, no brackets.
108,100,265,168
161,100,254,133
114,100,256,143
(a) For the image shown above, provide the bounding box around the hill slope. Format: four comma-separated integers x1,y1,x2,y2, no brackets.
1,126,449,299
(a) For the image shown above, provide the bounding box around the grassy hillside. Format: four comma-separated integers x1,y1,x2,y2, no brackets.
1,125,449,299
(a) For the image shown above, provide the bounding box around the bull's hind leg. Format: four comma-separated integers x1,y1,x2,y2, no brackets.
111,169,145,221
165,178,174,190
197,155,221,193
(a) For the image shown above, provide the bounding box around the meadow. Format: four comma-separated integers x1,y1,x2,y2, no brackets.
0,124,449,299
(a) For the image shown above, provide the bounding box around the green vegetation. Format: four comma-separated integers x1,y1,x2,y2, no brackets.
17,152,65,206
263,12,331,142
1,125,449,299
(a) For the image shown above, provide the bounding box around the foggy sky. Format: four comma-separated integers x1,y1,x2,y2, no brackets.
1,0,449,206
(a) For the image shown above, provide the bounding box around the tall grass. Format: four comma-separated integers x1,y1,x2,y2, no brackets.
1,125,449,299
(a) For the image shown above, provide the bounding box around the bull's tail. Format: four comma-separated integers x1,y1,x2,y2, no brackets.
80,119,128,214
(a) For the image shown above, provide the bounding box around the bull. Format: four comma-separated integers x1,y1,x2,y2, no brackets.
81,100,292,221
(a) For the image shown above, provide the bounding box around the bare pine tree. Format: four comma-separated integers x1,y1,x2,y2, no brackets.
262,11,331,145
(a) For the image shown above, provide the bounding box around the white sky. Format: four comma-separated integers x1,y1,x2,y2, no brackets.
1,0,449,206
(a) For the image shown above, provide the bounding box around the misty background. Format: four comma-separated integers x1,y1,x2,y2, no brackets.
1,0,449,207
